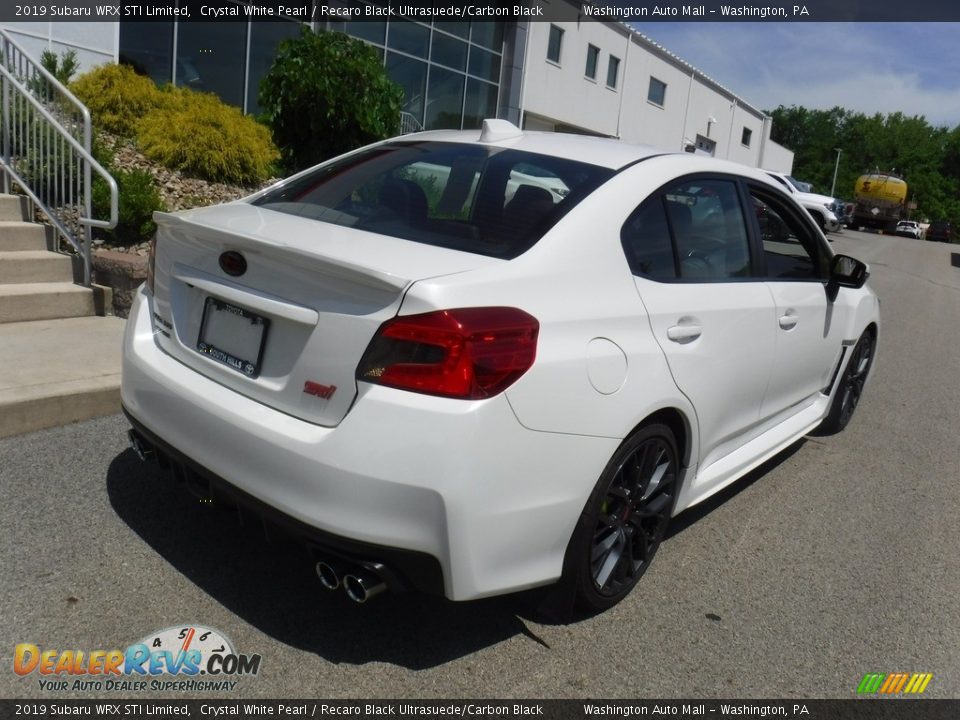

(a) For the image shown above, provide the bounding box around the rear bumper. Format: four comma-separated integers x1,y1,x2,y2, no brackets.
124,412,445,595
121,287,618,601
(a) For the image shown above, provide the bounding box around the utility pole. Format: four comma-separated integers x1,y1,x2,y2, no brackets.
830,148,842,198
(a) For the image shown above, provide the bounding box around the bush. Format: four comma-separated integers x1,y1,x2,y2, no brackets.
92,168,165,247
259,29,403,173
71,64,166,136
26,49,80,101
137,89,278,185
40,49,80,86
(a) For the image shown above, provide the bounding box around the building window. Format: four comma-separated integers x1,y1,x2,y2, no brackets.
741,127,753,147
585,44,599,80
176,21,247,108
606,55,620,89
547,25,563,64
118,22,174,86
648,77,667,106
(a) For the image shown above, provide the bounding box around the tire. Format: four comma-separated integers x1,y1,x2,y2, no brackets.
820,329,876,435
566,424,679,612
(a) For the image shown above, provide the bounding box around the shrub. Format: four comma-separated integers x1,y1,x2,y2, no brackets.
26,49,80,100
137,89,279,185
71,64,165,136
40,49,80,86
259,29,403,173
92,168,165,247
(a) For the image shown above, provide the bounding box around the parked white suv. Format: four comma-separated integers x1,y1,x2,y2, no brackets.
765,171,842,233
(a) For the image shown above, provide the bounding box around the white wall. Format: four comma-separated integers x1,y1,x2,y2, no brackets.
762,141,795,174
521,20,626,137
521,21,780,169
0,22,117,72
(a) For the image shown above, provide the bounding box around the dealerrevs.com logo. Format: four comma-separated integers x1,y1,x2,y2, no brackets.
13,625,261,693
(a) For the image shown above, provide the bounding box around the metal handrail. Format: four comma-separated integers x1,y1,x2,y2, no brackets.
399,111,424,135
0,28,117,287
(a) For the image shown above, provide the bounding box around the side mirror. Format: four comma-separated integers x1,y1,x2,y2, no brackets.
826,254,869,301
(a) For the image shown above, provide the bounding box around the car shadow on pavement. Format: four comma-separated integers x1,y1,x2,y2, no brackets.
106,449,541,670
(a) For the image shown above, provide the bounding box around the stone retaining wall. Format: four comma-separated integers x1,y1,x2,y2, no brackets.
92,250,147,318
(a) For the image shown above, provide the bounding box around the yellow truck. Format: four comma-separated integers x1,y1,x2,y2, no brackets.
852,173,908,232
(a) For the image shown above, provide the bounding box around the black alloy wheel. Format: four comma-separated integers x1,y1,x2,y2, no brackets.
570,424,679,611
821,328,876,434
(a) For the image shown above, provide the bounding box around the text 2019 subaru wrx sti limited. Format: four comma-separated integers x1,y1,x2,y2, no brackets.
122,120,878,612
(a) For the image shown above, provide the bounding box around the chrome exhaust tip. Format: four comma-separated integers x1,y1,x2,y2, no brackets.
315,560,343,591
343,570,387,603
128,429,155,462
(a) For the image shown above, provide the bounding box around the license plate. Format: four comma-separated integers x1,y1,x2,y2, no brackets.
197,297,269,377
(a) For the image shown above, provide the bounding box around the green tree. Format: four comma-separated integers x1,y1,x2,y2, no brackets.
259,29,404,174
768,104,960,228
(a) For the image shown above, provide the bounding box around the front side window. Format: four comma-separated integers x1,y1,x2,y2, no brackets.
622,178,751,281
547,25,564,63
252,142,614,259
750,189,827,280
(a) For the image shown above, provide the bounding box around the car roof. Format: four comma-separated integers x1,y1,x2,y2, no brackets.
400,127,666,170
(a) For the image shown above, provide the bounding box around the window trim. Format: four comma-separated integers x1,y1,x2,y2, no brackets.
741,127,753,148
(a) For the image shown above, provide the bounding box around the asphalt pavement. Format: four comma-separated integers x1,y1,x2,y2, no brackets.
2,230,958,699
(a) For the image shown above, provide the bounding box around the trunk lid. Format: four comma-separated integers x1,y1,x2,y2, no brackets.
149,203,500,426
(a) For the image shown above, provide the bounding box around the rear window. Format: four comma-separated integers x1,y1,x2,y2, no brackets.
250,141,614,258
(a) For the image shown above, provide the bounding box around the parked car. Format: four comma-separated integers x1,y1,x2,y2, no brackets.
764,170,842,233
832,199,853,228
122,121,879,613
895,220,922,239
926,220,953,242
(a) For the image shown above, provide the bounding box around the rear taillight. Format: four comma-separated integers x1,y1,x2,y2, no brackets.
145,236,157,295
357,307,539,400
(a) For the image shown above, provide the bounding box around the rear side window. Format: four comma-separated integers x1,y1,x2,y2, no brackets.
622,178,752,281
251,142,613,259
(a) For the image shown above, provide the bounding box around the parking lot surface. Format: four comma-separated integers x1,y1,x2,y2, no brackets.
2,230,958,699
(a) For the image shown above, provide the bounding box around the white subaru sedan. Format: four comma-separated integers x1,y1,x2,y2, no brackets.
121,120,879,613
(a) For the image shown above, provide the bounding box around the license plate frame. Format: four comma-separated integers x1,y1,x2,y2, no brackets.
196,297,269,378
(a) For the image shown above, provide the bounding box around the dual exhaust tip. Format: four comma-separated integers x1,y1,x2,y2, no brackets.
316,560,387,604
130,429,391,605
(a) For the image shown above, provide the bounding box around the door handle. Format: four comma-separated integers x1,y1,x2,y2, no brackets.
667,324,702,342
778,312,799,330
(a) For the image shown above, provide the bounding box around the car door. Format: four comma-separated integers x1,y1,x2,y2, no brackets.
748,185,848,420
622,176,776,479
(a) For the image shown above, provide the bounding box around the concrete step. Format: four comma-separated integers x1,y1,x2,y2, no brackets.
0,250,74,284
0,194,28,221
0,316,125,438
0,221,48,250
0,282,95,323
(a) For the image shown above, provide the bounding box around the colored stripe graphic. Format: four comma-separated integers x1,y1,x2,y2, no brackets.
857,673,886,693
857,672,932,694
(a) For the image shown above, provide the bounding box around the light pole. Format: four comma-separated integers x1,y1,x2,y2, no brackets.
830,148,842,198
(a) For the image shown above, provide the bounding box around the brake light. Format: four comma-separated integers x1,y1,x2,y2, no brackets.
357,308,539,399
145,236,157,295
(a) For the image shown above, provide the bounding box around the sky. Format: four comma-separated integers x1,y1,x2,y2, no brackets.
632,23,960,128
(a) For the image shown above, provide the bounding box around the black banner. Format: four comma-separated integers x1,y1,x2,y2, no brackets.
4,0,960,23
1,700,960,720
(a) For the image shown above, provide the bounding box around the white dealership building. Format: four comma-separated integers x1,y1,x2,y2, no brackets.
1,1,793,171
